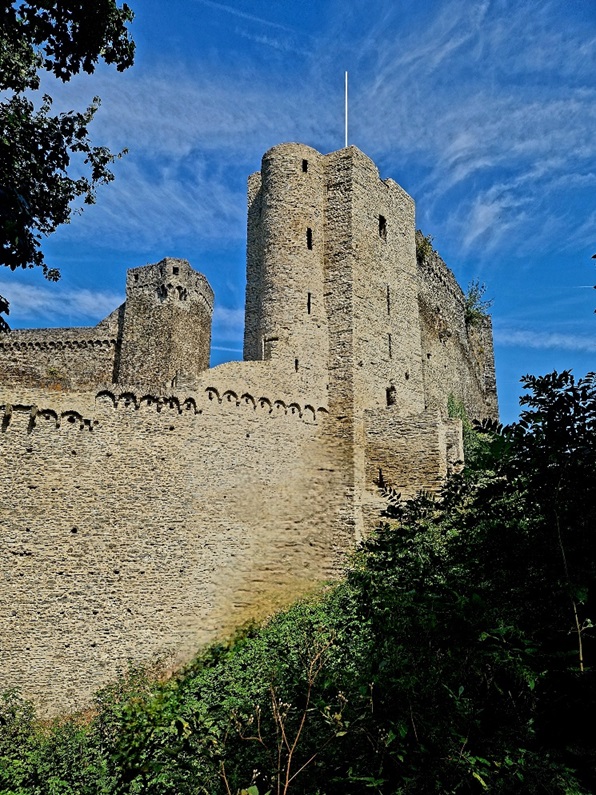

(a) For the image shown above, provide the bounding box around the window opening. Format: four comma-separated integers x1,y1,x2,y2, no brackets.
386,385,397,406
295,359,299,372
386,284,391,315
262,336,279,361
307,292,312,314
302,159,308,173
306,227,313,250
388,333,392,358
134,274,139,282
379,215,387,240
172,266,179,275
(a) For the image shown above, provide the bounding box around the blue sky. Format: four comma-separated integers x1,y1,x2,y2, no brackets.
2,0,595,423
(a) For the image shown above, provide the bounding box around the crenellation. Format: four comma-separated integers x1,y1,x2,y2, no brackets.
0,141,497,716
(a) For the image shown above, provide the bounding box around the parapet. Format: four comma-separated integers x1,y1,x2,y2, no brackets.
125,257,214,312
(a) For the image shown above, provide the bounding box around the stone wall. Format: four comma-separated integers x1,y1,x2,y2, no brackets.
417,242,499,421
0,328,118,390
0,379,350,716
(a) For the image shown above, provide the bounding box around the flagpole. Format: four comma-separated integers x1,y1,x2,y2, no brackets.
344,71,348,148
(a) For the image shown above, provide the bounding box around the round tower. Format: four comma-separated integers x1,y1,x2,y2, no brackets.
116,257,213,387
244,143,329,379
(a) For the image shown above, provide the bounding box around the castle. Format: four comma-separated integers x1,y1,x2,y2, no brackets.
0,143,498,716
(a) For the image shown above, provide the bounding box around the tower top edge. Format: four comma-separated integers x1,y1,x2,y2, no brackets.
257,142,412,201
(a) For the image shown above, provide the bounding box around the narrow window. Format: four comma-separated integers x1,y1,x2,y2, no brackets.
294,359,299,372
379,215,387,240
263,336,279,361
307,292,312,314
386,284,391,315
172,266,179,275
134,274,139,282
388,333,392,358
306,227,313,250
302,159,308,173
386,385,397,406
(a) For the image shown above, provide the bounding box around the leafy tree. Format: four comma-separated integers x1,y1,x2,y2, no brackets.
0,0,135,328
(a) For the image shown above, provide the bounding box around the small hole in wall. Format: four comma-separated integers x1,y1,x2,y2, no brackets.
379,215,387,240
71,450,77,455
386,385,397,406
306,227,313,249
71,527,78,534
169,425,175,431
302,159,308,172
427,353,431,359
405,372,410,381
113,569,120,575
26,446,32,452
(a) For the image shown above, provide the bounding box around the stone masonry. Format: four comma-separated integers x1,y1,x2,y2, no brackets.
0,143,498,716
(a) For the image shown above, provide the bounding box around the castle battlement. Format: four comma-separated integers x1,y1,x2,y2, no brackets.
0,143,497,716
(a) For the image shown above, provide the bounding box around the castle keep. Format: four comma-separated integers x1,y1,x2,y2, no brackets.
0,143,498,715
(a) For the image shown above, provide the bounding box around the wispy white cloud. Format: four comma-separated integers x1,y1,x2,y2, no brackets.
0,280,123,326
191,0,297,34
42,151,248,252
213,305,244,342
495,328,596,353
233,26,309,56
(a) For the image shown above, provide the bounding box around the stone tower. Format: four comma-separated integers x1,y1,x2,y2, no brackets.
244,143,426,417
244,144,329,393
116,257,214,387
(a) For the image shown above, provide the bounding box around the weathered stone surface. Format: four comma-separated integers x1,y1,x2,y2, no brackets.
0,143,497,716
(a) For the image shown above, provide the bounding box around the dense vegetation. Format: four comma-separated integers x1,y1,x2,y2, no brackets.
1,370,595,794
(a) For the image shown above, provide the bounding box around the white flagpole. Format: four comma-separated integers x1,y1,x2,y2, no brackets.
344,71,348,148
